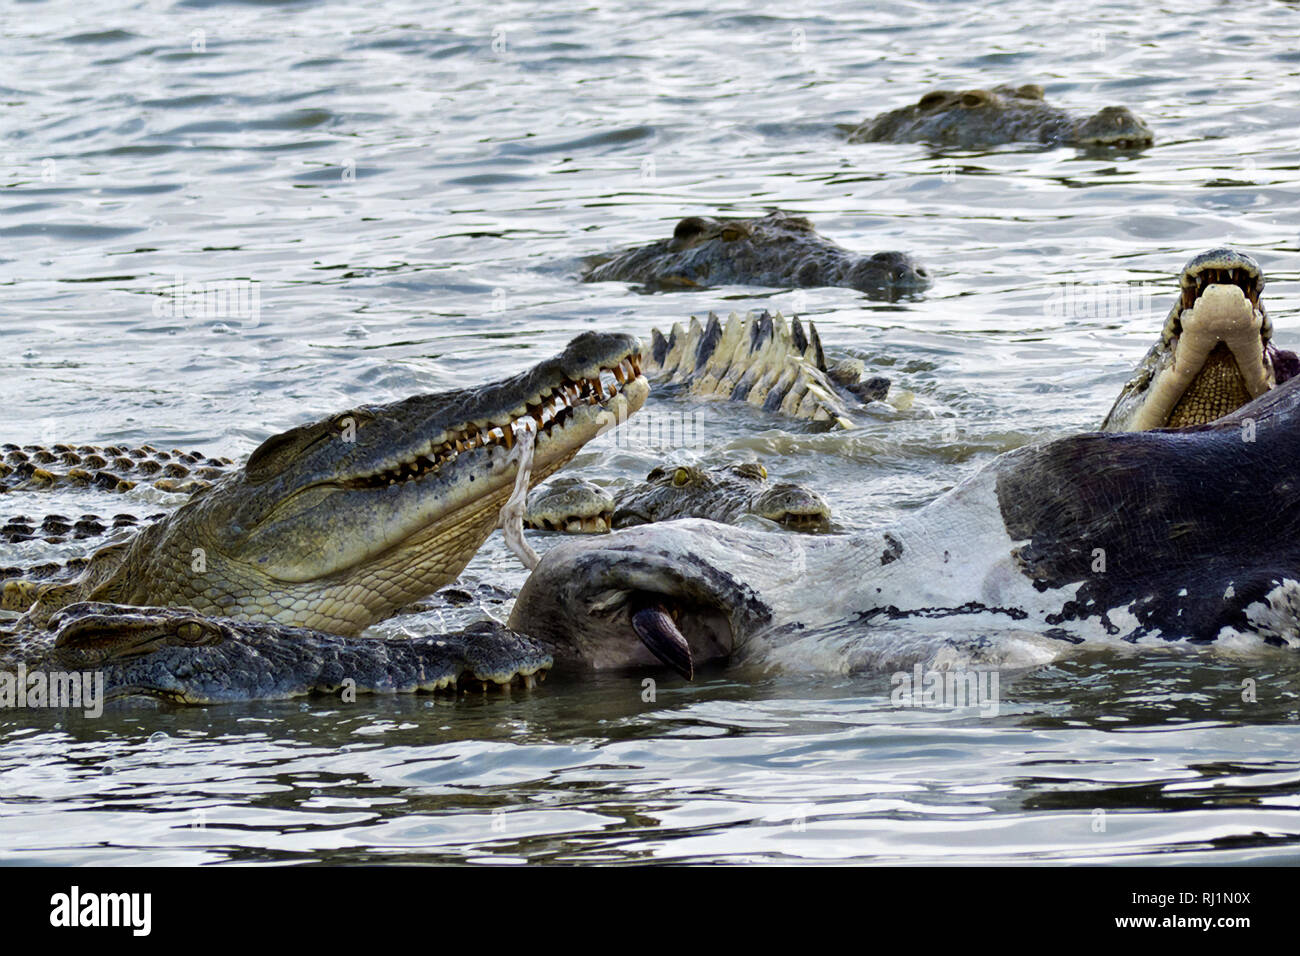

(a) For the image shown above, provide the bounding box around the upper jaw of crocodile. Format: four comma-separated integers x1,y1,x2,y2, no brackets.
195,332,647,631
1102,249,1298,431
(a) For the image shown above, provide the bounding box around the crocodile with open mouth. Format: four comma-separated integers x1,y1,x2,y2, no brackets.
842,84,1154,149
1101,248,1300,430
525,463,832,535
582,210,930,295
1,333,647,702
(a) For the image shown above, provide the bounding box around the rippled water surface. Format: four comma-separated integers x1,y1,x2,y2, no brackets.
3,0,1300,864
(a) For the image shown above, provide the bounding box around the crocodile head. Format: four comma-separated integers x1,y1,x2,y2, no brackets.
1102,249,1300,431
526,463,831,534
582,210,930,294
1072,105,1154,148
613,463,831,531
845,84,1153,149
524,476,616,534
80,333,647,635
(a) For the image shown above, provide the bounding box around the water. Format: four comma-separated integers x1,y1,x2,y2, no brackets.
2,0,1300,864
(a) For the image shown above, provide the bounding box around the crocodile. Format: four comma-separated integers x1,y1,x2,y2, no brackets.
842,84,1154,149
3,603,552,706
525,463,832,535
1,333,647,702
511,371,1300,679
581,211,930,295
648,310,891,429
1102,248,1300,431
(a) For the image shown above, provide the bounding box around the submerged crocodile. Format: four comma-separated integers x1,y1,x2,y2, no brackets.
1,333,648,703
582,211,930,295
525,463,831,535
649,310,890,429
512,372,1300,679
1102,248,1299,430
842,84,1154,149
3,603,551,706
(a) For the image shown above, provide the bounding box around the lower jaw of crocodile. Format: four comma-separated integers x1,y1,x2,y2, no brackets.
1126,283,1273,430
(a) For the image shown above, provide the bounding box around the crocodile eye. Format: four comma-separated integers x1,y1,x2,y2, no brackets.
720,226,745,242
917,91,951,110
672,467,691,487
176,620,221,646
759,464,768,479
960,90,991,108
1015,84,1044,100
